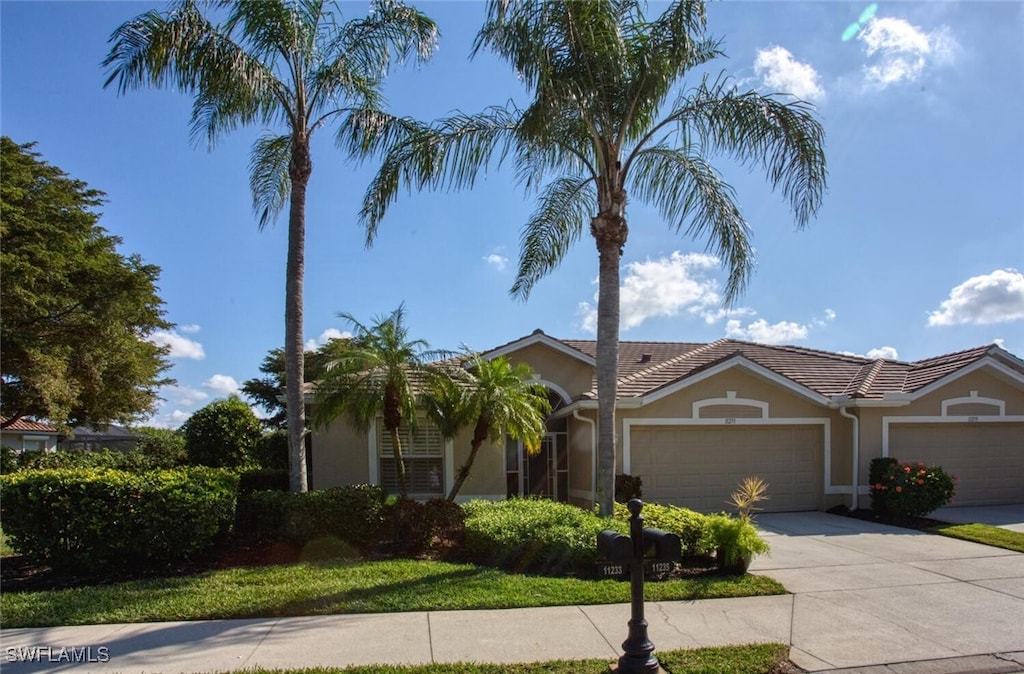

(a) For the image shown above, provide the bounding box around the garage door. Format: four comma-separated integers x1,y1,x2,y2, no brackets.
888,423,1024,506
629,425,823,512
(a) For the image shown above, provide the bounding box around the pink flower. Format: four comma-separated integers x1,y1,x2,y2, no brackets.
917,479,925,485
895,486,903,493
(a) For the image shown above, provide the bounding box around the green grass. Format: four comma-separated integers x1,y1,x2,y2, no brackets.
927,523,1024,553
1,558,785,628
227,643,791,674
0,527,13,557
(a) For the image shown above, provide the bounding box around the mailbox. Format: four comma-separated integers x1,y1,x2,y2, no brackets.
597,529,633,562
643,528,681,562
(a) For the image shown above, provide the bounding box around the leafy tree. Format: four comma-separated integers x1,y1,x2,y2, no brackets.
241,339,350,430
422,354,550,502
0,137,172,429
180,396,264,468
132,426,188,467
312,305,446,498
352,0,827,515
104,0,438,493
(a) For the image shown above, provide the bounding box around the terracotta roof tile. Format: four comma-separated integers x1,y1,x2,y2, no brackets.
1,417,60,433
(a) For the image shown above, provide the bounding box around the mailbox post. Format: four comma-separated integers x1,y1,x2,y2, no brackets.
617,498,662,673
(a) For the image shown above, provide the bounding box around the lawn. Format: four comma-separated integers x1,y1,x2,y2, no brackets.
927,522,1024,553
235,643,794,674
0,558,785,629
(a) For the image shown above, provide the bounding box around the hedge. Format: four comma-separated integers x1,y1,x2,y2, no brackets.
460,498,626,575
235,484,387,549
0,467,238,573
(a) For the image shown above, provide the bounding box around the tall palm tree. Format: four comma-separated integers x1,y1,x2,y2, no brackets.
423,354,551,502
350,0,827,515
312,304,445,498
103,0,438,492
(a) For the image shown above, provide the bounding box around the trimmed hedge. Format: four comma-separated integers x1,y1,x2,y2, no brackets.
461,498,627,575
2,447,185,474
238,468,290,496
0,467,238,573
614,501,715,558
235,484,387,549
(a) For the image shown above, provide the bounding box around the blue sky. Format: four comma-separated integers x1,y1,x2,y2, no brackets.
3,1,1022,428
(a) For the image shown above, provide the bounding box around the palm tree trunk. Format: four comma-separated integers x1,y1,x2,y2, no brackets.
592,194,627,517
389,426,409,498
447,415,490,502
285,138,312,493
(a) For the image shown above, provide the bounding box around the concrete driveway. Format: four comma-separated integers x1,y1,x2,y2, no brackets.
751,512,1024,671
934,504,1024,533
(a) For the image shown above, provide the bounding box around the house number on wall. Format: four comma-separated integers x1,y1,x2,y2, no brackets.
724,418,736,424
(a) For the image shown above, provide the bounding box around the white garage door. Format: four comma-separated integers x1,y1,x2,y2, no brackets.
888,423,1024,506
630,425,823,512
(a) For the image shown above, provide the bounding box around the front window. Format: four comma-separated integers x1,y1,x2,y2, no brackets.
377,421,444,497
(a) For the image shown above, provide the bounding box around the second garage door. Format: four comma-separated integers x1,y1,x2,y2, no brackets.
888,422,1024,506
629,424,823,512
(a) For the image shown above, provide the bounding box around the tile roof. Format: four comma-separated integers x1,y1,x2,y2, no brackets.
548,339,1016,402
0,417,60,433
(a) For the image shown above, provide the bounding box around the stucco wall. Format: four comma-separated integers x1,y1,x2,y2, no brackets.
505,343,594,400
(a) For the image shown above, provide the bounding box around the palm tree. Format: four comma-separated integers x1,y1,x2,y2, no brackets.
423,354,551,502
351,0,827,515
312,305,445,498
103,0,437,492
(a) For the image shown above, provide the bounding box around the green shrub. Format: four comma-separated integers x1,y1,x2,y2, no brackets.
5,447,185,473
235,484,387,550
615,474,643,503
869,457,899,513
461,498,626,575
0,467,238,573
706,514,770,574
870,459,957,518
378,498,466,557
237,468,290,496
133,427,187,467
180,396,263,468
254,431,288,470
613,501,715,558
0,446,17,474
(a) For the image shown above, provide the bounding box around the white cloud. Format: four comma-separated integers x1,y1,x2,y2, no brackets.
203,374,240,396
163,384,209,407
483,253,509,271
577,252,723,333
178,324,201,334
994,338,1006,349
149,329,205,359
305,327,353,351
866,346,899,360
927,269,1024,326
754,46,825,102
858,17,957,89
726,318,809,345
812,308,838,328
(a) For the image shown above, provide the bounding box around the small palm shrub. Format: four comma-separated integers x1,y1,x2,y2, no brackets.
727,476,770,521
707,514,770,574
461,497,626,575
870,458,956,518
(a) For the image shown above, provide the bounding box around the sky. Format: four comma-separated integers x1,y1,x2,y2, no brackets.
2,1,1023,428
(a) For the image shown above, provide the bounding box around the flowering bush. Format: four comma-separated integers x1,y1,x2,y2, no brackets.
869,458,956,518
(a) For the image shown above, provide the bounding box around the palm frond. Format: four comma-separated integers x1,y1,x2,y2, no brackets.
249,133,292,230
629,145,754,303
512,175,596,299
338,0,438,78
359,107,521,245
668,74,828,228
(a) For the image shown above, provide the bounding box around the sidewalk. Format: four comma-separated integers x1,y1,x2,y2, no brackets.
3,599,1023,673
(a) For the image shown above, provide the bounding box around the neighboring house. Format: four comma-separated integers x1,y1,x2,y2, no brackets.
312,331,1024,512
0,417,61,453
61,424,140,452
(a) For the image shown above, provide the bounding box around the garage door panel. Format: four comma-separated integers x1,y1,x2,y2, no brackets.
631,425,822,513
889,423,1024,506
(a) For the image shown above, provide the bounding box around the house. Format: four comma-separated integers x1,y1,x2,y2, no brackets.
0,417,61,453
311,331,1024,512
61,424,140,452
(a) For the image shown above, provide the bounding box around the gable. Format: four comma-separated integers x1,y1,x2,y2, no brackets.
495,342,595,402
899,365,1024,417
